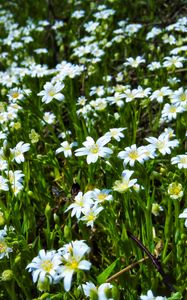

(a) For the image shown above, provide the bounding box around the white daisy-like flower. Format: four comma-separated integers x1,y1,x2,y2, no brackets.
104,128,126,141
37,81,64,104
10,141,30,164
118,144,146,167
55,141,77,157
75,136,113,164
55,242,91,291
26,249,62,284
0,176,9,191
171,153,187,169
145,132,179,155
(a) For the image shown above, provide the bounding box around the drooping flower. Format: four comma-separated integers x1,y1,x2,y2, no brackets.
113,170,137,193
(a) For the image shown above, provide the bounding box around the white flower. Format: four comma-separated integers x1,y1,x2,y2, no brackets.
10,141,30,164
104,128,126,141
168,182,183,199
26,249,62,284
55,141,76,157
145,132,179,155
56,242,91,291
37,81,64,104
80,204,104,228
75,136,113,164
0,176,9,191
124,56,145,68
150,87,171,103
140,289,167,300
65,191,93,219
113,170,137,193
171,153,187,168
163,56,185,68
82,281,114,300
92,188,113,203
118,144,146,166
43,112,56,124
161,103,183,121
179,208,187,227
0,236,13,259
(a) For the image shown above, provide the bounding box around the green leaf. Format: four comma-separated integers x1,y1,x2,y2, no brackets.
97,259,119,285
168,292,183,300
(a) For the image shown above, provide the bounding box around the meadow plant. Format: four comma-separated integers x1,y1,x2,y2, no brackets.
0,1,186,299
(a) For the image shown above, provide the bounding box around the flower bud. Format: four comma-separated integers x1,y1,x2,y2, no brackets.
1,270,14,281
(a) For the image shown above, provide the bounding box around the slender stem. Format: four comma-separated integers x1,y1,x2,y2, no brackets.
106,257,149,282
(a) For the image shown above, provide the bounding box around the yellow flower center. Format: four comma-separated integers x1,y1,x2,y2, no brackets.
40,260,53,272
87,213,95,221
179,93,187,102
48,89,56,97
11,92,19,99
129,150,139,160
70,260,78,270
90,144,99,154
0,241,7,253
180,156,187,164
169,106,177,113
97,193,106,201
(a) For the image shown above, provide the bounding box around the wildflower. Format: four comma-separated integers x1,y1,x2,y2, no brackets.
140,289,167,300
26,249,62,284
163,55,185,68
124,56,145,68
82,281,114,300
145,132,179,155
107,92,126,107
65,191,93,219
146,27,162,39
179,208,187,227
171,153,187,169
104,128,126,141
80,204,104,228
6,170,24,195
147,61,161,71
56,242,91,291
10,141,30,164
29,129,40,143
161,103,183,122
75,136,113,164
150,87,171,103
43,112,56,124
92,188,113,203
37,81,64,104
0,236,12,259
113,170,137,193
0,176,9,191
152,203,164,216
170,87,187,105
118,144,146,167
0,228,13,259
168,182,183,199
55,141,76,158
